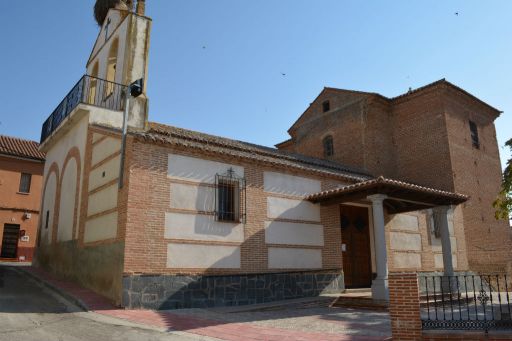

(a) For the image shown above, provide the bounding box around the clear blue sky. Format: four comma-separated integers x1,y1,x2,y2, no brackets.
1,1,511,168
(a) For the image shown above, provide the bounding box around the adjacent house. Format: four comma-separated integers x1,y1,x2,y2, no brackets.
35,1,512,309
0,135,45,262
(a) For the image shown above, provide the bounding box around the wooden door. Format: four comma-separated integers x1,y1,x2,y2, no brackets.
340,205,372,288
1,224,20,259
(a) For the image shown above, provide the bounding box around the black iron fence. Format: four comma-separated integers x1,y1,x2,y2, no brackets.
40,75,127,144
420,274,512,332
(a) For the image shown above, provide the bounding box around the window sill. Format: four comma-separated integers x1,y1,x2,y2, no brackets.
16,192,30,196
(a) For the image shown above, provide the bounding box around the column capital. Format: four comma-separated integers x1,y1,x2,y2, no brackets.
433,205,453,214
367,194,388,203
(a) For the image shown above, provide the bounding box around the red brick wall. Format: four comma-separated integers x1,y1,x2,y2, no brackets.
123,139,346,275
442,87,512,272
278,83,511,273
389,272,422,341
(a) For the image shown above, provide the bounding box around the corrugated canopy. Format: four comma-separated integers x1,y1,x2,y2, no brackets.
307,176,468,214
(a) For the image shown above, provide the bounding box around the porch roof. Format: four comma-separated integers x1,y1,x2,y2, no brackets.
307,176,469,214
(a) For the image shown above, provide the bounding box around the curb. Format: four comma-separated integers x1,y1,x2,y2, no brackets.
14,266,89,312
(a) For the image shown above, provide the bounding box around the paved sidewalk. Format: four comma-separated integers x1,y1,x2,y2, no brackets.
21,266,391,341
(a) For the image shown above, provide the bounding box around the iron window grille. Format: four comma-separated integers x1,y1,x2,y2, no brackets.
469,120,480,149
19,173,32,193
215,168,246,223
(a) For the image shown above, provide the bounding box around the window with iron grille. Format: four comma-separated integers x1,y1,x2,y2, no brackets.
469,120,480,149
215,169,246,223
19,173,32,193
323,135,334,157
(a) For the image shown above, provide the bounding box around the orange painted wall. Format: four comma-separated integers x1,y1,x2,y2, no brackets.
0,155,44,261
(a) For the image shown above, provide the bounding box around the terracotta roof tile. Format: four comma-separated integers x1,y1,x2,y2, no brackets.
133,122,373,182
307,176,468,202
0,135,45,161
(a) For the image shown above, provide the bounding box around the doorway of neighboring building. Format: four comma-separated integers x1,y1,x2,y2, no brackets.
340,205,372,288
1,224,20,259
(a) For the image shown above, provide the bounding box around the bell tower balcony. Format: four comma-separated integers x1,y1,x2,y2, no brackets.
39,75,128,148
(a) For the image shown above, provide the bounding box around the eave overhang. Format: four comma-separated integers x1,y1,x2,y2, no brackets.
307,176,469,214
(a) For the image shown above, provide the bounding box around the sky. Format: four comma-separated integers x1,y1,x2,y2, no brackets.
0,1,511,169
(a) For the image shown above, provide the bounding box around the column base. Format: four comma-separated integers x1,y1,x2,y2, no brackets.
371,278,389,301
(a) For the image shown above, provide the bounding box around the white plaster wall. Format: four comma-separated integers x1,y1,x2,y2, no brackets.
92,133,103,143
168,154,244,184
88,154,121,191
264,221,324,246
390,232,422,251
434,254,458,269
87,184,118,217
393,252,422,269
267,197,321,222
42,115,88,242
388,214,419,232
263,172,321,197
167,243,241,269
88,106,124,130
88,10,128,84
268,247,322,269
84,212,118,243
128,16,150,85
57,158,77,242
165,212,244,243
91,137,121,166
170,183,214,211
40,173,57,245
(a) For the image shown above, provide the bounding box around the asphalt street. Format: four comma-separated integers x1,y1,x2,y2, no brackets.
0,265,216,341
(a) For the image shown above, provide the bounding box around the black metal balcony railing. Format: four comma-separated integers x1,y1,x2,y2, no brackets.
40,75,127,144
420,274,512,332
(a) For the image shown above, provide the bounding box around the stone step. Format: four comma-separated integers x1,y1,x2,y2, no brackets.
329,296,388,310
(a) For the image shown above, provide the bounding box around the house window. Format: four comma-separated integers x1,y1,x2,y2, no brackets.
469,120,479,149
215,169,246,223
19,173,32,193
323,135,334,157
322,100,330,113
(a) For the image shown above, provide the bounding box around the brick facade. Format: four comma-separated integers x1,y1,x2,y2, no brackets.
278,80,512,272
123,139,348,276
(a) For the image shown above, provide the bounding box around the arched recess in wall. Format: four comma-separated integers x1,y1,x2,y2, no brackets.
88,61,99,104
40,165,59,246
57,148,81,243
105,38,119,96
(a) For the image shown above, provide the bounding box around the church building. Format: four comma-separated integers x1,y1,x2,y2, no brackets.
35,0,511,309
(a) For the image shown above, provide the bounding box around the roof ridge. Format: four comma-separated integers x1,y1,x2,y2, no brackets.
143,122,373,180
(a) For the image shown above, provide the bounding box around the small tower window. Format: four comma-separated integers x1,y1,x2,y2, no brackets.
323,135,334,157
469,120,480,149
322,100,330,113
105,38,119,97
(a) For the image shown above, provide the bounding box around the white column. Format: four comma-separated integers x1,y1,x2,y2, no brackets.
433,206,454,277
367,194,389,301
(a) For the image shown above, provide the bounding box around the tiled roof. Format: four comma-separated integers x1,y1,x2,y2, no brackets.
133,122,373,182
307,176,468,202
0,135,45,161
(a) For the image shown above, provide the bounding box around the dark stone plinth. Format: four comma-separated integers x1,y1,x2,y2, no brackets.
122,270,344,310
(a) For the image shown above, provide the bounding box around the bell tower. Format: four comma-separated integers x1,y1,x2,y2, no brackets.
87,0,151,129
